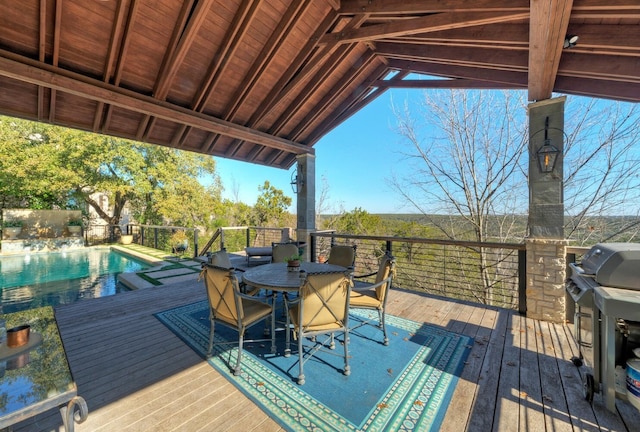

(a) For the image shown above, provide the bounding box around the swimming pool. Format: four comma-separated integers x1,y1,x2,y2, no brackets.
0,247,151,314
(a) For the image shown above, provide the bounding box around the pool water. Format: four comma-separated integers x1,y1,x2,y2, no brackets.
0,248,151,313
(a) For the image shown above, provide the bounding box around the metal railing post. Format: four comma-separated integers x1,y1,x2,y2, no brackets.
518,249,527,315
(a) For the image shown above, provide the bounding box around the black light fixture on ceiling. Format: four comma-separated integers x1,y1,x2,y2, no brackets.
563,34,579,49
537,117,560,173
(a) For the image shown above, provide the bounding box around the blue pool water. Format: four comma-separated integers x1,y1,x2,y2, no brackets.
0,247,151,313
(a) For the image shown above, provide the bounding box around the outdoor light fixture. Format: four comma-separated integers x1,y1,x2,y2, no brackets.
537,117,560,173
290,169,304,193
563,34,579,49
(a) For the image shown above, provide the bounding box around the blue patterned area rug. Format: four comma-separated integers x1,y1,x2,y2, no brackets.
155,300,473,431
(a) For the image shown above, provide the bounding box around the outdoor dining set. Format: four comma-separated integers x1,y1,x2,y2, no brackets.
200,243,396,385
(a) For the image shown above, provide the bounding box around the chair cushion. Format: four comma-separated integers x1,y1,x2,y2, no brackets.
350,290,381,308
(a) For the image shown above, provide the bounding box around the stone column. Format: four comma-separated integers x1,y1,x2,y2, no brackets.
526,97,567,322
295,153,315,261
526,238,568,322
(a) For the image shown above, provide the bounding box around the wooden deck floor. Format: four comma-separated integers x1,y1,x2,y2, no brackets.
12,277,640,431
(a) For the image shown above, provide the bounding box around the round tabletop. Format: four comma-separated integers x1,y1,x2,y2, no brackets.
242,262,347,292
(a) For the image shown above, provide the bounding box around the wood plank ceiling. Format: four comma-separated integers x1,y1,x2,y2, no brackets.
0,0,638,170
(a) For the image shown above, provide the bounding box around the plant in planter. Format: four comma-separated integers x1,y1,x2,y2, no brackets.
2,220,24,240
170,230,189,255
67,219,83,236
285,254,303,271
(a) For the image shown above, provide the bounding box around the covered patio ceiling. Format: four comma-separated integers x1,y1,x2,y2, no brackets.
0,0,638,170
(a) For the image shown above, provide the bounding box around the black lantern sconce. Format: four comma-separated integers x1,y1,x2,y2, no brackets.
537,117,560,173
290,168,305,193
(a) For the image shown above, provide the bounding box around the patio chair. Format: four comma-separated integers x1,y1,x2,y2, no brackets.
349,252,396,346
209,248,232,268
271,242,300,263
207,249,257,294
284,270,353,385
327,244,357,268
201,264,276,375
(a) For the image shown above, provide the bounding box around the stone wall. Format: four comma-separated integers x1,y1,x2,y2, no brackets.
1,209,84,254
526,238,568,322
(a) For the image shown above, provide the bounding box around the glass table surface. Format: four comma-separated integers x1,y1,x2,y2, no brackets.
0,306,87,430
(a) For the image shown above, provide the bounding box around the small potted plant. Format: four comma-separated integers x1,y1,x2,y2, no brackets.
170,230,189,255
2,220,23,240
285,254,303,271
67,219,83,236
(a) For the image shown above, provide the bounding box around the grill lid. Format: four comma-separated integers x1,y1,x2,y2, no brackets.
581,243,640,290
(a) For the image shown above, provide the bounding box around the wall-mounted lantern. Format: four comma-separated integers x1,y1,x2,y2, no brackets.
537,117,560,173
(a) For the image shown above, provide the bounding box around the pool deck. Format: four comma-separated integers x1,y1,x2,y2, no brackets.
112,244,207,290
113,244,268,290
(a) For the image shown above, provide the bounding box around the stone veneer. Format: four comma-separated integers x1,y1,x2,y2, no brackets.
525,237,568,323
1,237,85,255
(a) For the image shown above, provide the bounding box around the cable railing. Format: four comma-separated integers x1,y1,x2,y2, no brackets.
310,232,526,312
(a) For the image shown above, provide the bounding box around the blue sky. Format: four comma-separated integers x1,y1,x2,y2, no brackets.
214,89,421,214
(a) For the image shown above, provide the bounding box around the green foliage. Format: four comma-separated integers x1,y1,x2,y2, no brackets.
253,181,292,226
330,207,383,235
67,219,83,226
2,220,23,228
0,115,222,229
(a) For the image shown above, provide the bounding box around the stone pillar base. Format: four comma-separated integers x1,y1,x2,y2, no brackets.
525,237,568,323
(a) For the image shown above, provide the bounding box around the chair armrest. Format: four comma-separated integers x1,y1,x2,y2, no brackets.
353,271,377,279
236,291,270,302
352,276,392,292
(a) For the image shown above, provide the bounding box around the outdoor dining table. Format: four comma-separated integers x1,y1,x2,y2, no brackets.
242,262,347,292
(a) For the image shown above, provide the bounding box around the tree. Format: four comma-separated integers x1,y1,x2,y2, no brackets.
253,181,292,227
390,90,640,305
391,90,529,243
391,91,640,244
0,116,222,229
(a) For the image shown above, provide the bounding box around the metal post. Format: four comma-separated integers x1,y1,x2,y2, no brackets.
518,249,527,314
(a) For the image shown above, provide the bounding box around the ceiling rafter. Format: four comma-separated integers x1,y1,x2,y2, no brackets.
241,11,340,131
306,63,395,145
319,11,530,45
93,0,129,132
268,43,360,135
338,0,530,15
197,0,313,154
37,0,47,120
0,54,311,155
291,51,378,140
138,0,198,144
252,14,368,132
189,0,263,154
221,0,313,122
373,78,522,89
48,0,63,123
107,0,141,135
215,11,342,156
172,0,261,152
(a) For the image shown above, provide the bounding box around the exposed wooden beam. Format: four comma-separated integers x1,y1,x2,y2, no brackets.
528,0,574,101
103,0,140,133
269,44,359,135
94,0,129,132
387,58,528,86
221,0,313,121
0,54,311,155
153,0,203,100
319,11,529,45
339,0,529,15
373,78,522,89
290,51,377,140
376,41,528,71
305,64,396,145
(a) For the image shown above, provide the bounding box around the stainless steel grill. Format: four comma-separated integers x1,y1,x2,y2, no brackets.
566,242,640,410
